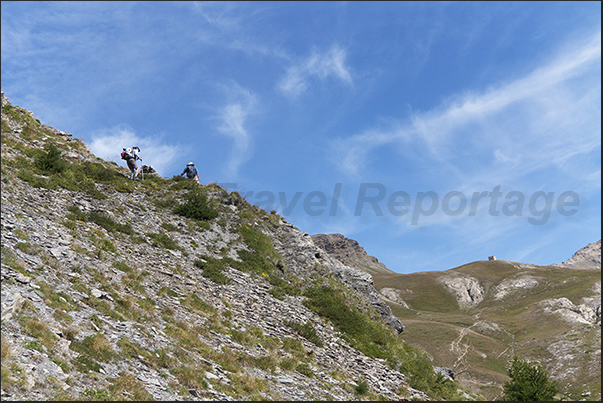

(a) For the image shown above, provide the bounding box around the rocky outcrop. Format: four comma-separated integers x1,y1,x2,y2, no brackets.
538,280,601,326
311,233,394,275
492,275,539,300
437,272,485,309
560,240,601,270
274,228,404,334
141,164,160,177
326,263,404,334
379,287,410,309
308,234,403,330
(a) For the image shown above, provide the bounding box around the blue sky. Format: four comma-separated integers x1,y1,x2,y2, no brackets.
2,1,600,274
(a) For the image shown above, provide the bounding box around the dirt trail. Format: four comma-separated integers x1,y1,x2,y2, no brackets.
449,315,483,372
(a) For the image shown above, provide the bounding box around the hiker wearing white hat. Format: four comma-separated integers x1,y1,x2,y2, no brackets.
180,162,199,183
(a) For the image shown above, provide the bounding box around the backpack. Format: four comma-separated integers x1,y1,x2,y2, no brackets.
121,148,132,160
185,166,197,179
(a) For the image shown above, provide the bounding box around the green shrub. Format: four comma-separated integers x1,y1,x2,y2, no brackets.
232,225,286,281
2,104,36,126
17,170,56,189
20,125,42,141
173,188,218,221
73,355,103,374
161,222,179,232
170,175,197,189
503,356,559,401
150,349,177,369
239,225,280,262
50,357,70,373
194,257,231,285
252,355,277,373
117,338,150,362
355,378,369,395
66,205,87,221
1,119,13,135
279,357,297,371
37,282,78,311
112,260,133,273
24,340,44,352
158,287,179,298
170,365,208,390
35,143,67,173
281,337,304,354
152,197,176,209
267,275,301,299
20,317,58,351
295,363,314,378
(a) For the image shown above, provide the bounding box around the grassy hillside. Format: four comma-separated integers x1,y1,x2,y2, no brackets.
373,260,601,401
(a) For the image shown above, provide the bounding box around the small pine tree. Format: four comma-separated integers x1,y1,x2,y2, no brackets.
35,143,67,173
503,356,559,401
173,188,218,221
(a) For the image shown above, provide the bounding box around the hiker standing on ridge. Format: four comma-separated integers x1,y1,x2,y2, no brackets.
121,146,142,180
181,162,199,183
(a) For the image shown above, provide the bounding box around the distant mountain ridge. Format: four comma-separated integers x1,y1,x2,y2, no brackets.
315,235,601,401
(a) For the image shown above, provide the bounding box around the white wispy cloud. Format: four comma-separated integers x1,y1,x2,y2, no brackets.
332,30,601,183
278,46,353,98
214,84,257,179
88,125,181,177
187,1,286,58
190,1,242,31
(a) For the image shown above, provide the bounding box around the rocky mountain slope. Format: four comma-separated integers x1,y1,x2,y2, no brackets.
311,234,394,276
319,235,601,401
559,240,602,271
0,92,480,401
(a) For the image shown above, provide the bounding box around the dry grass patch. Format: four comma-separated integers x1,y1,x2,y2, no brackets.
70,332,115,362
108,372,154,401
20,316,58,351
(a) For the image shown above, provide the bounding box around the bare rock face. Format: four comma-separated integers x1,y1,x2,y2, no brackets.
311,233,394,275
560,239,601,270
379,287,410,309
492,275,539,300
437,273,484,309
276,229,404,334
309,233,403,333
538,294,601,325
